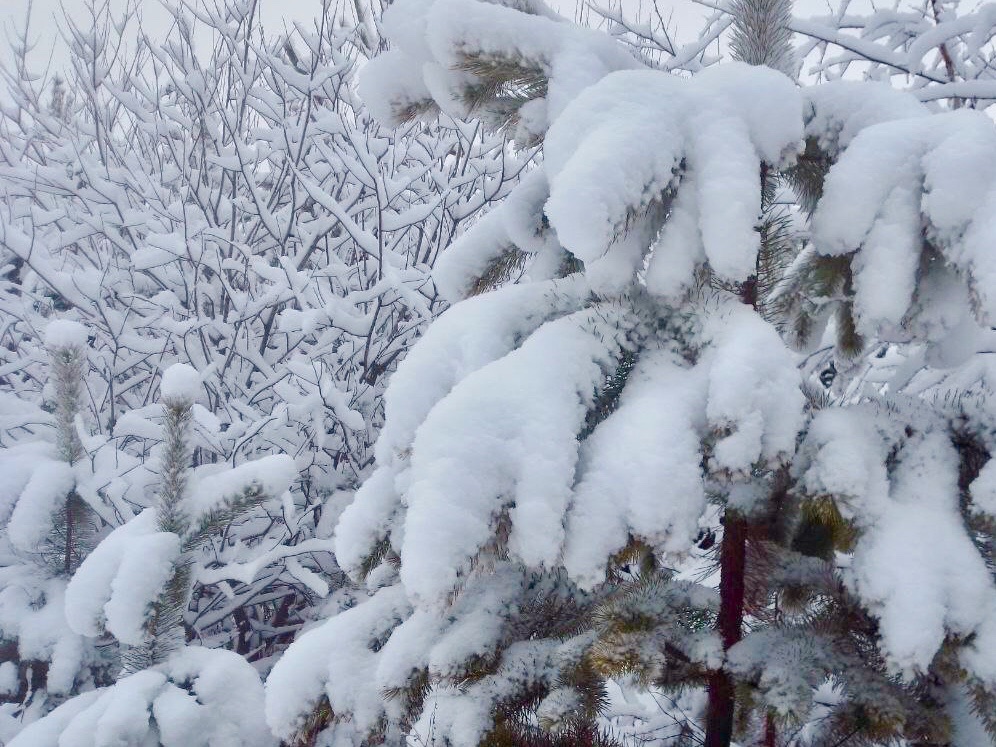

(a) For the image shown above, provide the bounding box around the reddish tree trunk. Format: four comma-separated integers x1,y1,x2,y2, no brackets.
704,512,748,747
764,711,777,747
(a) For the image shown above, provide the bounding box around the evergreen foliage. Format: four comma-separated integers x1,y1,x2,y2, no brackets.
269,1,996,746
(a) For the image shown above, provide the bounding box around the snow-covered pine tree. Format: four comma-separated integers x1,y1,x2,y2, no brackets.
264,0,813,744
265,0,996,745
7,363,295,746
721,2,996,742
699,2,800,744
0,320,116,740
767,75,996,746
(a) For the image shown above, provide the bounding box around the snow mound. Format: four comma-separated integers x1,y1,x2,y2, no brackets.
9,647,274,747
44,320,89,351
160,364,202,404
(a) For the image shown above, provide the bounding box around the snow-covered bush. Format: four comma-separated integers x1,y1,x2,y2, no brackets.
793,0,996,108
5,0,996,745
0,0,521,672
0,0,524,740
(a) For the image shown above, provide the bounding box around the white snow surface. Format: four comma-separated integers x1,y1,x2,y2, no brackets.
850,431,996,678
432,170,560,303
542,64,802,285
6,459,75,553
800,411,996,679
563,348,706,588
334,277,588,577
359,0,639,135
9,646,274,747
160,363,202,404
702,304,805,474
970,458,996,517
184,454,297,526
397,304,634,607
64,508,181,645
813,107,996,325
0,661,16,695
264,585,411,741
803,81,927,157
0,574,85,696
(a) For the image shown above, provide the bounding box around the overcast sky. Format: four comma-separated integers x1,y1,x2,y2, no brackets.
0,0,851,84
0,0,766,73
0,0,331,73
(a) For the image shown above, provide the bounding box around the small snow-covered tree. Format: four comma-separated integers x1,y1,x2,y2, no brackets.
0,320,121,741
7,363,294,746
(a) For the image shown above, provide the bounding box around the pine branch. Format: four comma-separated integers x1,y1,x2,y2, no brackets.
182,483,268,552
123,390,195,674
455,52,548,132
579,349,638,440
157,400,193,537
470,247,530,296
46,331,93,577
728,0,796,77
49,345,85,465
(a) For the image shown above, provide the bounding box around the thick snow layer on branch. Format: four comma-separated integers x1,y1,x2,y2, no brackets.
797,408,892,512
0,442,55,522
800,412,996,680
644,172,704,300
378,277,588,466
694,63,803,167
264,585,411,741
813,106,996,326
431,206,515,303
432,170,558,303
415,636,575,746
803,81,927,157
563,348,707,588
44,320,89,351
9,647,273,747
702,304,805,474
0,574,85,696
335,278,588,577
160,363,202,404
847,431,996,678
359,0,639,138
398,305,634,607
64,508,180,645
185,454,297,526
542,63,801,285
356,50,434,126
6,460,75,552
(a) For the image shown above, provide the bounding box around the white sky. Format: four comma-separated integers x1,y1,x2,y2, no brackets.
0,0,849,86
0,0,786,73
0,0,335,74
